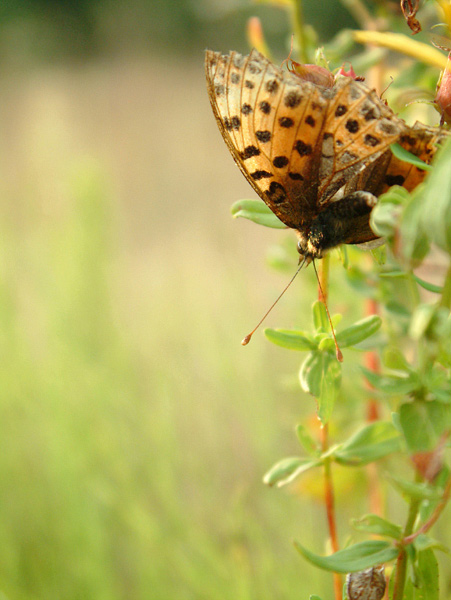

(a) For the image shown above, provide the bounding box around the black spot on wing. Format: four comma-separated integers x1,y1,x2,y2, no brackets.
364,134,380,147
266,181,287,204
224,116,241,131
279,116,294,128
345,119,359,133
385,174,405,186
295,140,313,156
284,91,302,108
251,170,273,180
256,130,272,143
273,156,289,168
266,79,280,94
241,145,260,160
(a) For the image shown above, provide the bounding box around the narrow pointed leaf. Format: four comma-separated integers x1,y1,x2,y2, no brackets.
263,457,321,487
399,403,435,452
421,138,451,254
387,474,442,501
230,199,286,228
265,328,316,351
361,367,419,395
417,549,439,600
335,315,382,347
351,514,402,540
312,301,329,332
334,422,402,466
390,143,432,171
294,540,398,573
413,274,442,294
299,352,323,396
318,357,341,425
296,424,319,455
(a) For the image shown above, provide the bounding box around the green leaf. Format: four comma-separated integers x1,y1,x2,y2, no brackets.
296,424,319,455
263,456,321,487
351,514,403,540
425,400,451,437
421,137,451,255
299,352,325,397
390,143,432,171
401,187,430,263
378,269,408,279
318,357,341,425
361,368,419,395
399,403,436,453
230,199,286,228
345,266,377,298
383,347,410,372
264,328,316,351
409,304,436,340
399,401,450,454
312,301,329,332
413,534,448,553
416,549,439,600
386,474,442,501
370,201,401,238
309,596,322,600
294,540,398,573
334,422,402,466
335,315,382,347
413,274,442,294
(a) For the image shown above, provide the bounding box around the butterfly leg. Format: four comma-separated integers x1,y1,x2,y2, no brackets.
306,191,379,257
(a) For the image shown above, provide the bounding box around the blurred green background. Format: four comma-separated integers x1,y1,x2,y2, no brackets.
0,1,446,599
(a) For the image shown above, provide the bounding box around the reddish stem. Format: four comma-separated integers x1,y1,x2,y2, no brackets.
402,473,451,545
320,423,342,600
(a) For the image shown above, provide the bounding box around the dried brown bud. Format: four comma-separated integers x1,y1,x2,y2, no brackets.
346,566,386,600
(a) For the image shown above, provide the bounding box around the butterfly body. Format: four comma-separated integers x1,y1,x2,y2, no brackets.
205,49,449,259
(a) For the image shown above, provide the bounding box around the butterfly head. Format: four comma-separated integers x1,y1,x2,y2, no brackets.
296,231,326,262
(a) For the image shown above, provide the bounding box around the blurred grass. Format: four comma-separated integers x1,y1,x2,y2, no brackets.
0,53,343,599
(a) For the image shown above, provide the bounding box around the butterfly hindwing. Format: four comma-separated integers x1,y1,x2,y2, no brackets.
317,77,407,203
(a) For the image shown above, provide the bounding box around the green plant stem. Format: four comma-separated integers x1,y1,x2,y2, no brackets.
317,256,341,600
291,0,308,63
392,483,422,600
439,261,451,309
338,0,374,28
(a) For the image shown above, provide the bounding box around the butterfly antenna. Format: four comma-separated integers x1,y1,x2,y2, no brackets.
242,257,307,346
312,260,343,362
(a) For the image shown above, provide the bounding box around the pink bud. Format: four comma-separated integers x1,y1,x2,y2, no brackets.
435,52,451,125
336,63,359,80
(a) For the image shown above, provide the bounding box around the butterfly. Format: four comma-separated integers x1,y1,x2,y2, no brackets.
205,49,448,261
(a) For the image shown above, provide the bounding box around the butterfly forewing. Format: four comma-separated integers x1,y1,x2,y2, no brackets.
206,49,332,228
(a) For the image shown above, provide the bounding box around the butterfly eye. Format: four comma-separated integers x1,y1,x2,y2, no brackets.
297,240,305,255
